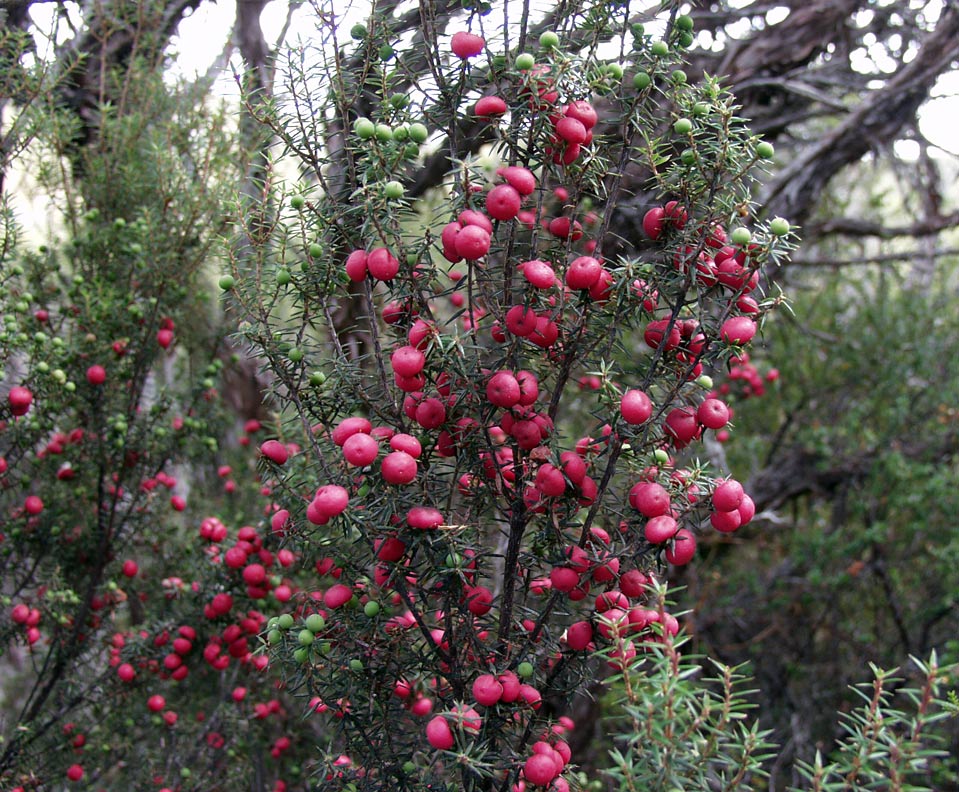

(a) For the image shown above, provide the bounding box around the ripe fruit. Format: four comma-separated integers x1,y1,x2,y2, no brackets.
426,715,454,749
86,364,106,385
451,31,485,59
260,440,289,465
454,225,491,260
8,386,33,416
342,432,379,466
721,316,757,345
565,256,602,290
382,451,418,485
486,183,522,221
620,389,653,425
713,479,745,511
472,674,504,706
642,206,665,240
645,515,678,544
475,95,507,117
367,247,400,280
486,370,521,408
524,752,560,786
665,528,697,565
696,398,730,430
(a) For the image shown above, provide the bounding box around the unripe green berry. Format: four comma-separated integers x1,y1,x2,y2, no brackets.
305,613,326,633
756,140,775,159
633,71,651,90
354,118,375,139
730,227,752,246
515,52,535,70
384,180,404,199
218,275,235,290
770,217,791,236
290,195,305,210
408,122,428,143
651,40,669,57
539,31,559,49
673,118,692,135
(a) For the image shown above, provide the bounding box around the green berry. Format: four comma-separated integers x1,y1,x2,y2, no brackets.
673,118,692,135
350,24,367,40
374,123,393,142
287,348,303,363
218,275,235,290
384,180,404,199
692,102,709,117
290,195,305,210
770,217,791,236
633,71,651,90
605,63,624,80
517,661,534,678
676,14,694,32
379,44,394,61
539,31,559,50
278,613,294,630
305,613,326,633
756,141,775,159
276,268,292,286
631,23,645,36
349,658,364,672
309,371,327,387
671,69,687,84
680,148,696,165
408,122,428,143
515,52,535,71
354,118,375,139
389,92,409,109
297,629,315,646
363,601,381,617
678,31,694,48
696,374,714,390
392,124,409,142
651,40,669,57
653,449,670,465
308,242,322,258
730,227,752,246
268,629,283,645
293,647,309,664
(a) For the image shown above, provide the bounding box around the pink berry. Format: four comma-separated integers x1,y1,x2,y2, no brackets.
451,31,485,59
620,389,653,425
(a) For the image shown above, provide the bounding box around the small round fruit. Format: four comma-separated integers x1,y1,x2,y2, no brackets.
364,601,381,617
756,140,775,159
517,661,534,678
384,180,404,199
673,118,692,134
651,40,669,57
408,122,429,143
633,71,651,90
730,227,751,246
290,195,305,210
539,30,560,49
515,52,535,70
620,389,653,425
374,123,393,142
353,118,375,139
218,275,235,290
451,31,485,59
770,217,791,236
350,23,367,40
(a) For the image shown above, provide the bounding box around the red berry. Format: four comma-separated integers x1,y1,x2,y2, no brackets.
345,249,368,281
620,389,653,425
260,440,289,465
451,31,485,59
367,247,400,280
475,95,508,117
8,386,33,417
642,207,665,240
565,256,602,290
472,674,504,706
644,515,678,544
497,165,536,195
342,432,379,466
524,752,560,786
454,224,491,260
486,184,522,221
697,398,730,430
713,479,745,511
86,364,106,385
381,451,418,485
665,528,697,565
486,370,521,408
721,316,757,345
426,715,454,749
